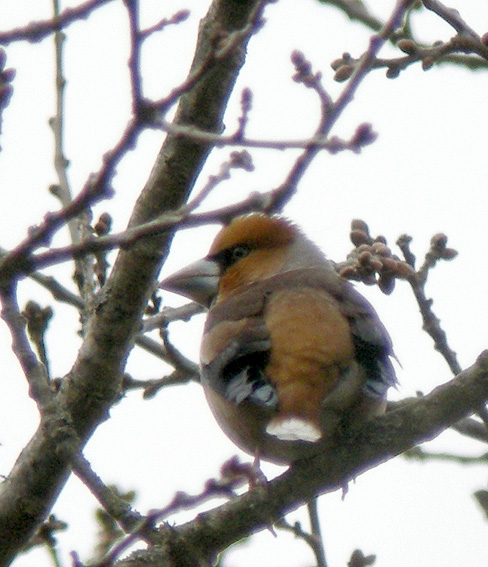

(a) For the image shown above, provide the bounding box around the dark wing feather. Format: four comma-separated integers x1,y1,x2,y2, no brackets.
336,283,397,397
201,290,277,408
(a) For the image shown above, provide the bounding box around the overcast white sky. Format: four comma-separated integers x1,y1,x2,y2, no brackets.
1,1,488,566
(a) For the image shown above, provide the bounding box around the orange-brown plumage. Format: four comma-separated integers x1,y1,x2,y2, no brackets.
264,287,354,440
160,213,396,464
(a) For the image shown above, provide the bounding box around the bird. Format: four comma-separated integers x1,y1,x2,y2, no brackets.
160,213,396,465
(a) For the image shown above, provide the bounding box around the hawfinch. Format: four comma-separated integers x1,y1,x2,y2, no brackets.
160,213,396,464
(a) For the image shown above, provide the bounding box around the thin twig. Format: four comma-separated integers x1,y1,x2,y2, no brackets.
124,4,190,114
182,150,254,214
333,34,488,80
150,0,268,116
0,0,115,45
452,416,488,444
0,193,271,276
50,0,96,302
0,284,53,410
72,453,145,533
332,0,414,122
156,117,376,151
398,234,488,429
232,88,253,141
422,0,480,38
160,326,200,376
322,0,383,31
326,0,488,76
124,0,144,114
476,405,488,428
404,446,488,465
50,0,73,219
122,369,199,398
140,10,190,40
273,500,328,567
308,498,328,567
397,233,461,375
275,518,321,558
30,270,85,309
22,300,53,381
143,302,204,333
149,37,224,116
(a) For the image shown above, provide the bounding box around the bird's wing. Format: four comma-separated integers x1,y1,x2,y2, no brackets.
325,273,398,397
200,286,276,408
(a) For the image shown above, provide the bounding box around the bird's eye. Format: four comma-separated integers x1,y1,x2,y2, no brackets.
230,245,250,264
213,244,251,270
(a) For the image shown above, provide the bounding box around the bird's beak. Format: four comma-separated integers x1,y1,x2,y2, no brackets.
159,258,220,308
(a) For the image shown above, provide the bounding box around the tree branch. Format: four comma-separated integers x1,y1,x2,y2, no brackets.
423,0,480,38
0,286,53,410
397,233,461,375
50,0,97,303
0,0,115,45
116,351,488,567
0,1,270,563
323,0,382,30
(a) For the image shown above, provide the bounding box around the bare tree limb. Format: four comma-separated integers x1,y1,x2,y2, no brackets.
0,1,271,562
116,351,488,567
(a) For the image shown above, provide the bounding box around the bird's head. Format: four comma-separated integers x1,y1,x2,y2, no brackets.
160,213,325,306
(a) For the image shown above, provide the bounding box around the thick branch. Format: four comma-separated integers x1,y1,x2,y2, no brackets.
0,1,267,563
117,351,488,567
